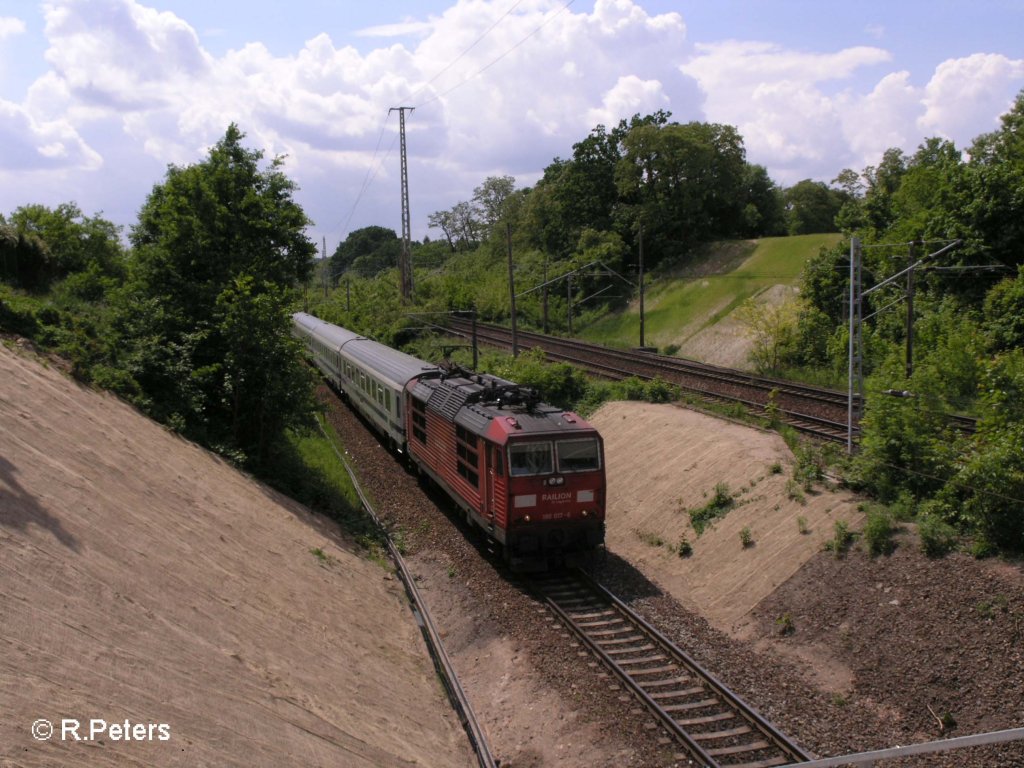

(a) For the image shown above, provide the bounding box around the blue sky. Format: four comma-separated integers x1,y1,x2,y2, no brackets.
1,0,1022,250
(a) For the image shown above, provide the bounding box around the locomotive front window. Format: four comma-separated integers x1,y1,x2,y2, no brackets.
556,438,601,472
509,442,553,476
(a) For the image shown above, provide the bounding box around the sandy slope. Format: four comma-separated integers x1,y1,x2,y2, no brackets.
589,400,864,632
0,342,474,768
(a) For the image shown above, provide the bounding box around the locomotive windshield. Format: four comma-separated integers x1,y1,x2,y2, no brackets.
509,438,601,476
509,442,553,476
556,438,601,472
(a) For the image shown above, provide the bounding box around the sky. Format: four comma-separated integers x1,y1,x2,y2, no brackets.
1,0,1022,251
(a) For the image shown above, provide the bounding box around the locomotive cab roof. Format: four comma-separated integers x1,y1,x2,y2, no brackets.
410,367,596,442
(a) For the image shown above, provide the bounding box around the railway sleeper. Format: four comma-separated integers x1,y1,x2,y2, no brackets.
588,626,636,638
643,675,694,688
616,653,667,666
603,643,655,657
677,711,737,726
648,685,703,699
627,664,679,676
569,609,617,620
689,724,752,740
726,757,789,768
661,698,720,713
594,634,646,647
706,740,771,757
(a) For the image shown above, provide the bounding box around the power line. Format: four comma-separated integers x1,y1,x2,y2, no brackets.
407,0,526,105
416,0,576,109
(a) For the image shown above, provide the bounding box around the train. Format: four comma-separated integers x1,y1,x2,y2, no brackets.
292,312,606,569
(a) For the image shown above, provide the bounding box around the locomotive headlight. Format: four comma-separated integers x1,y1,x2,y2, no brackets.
524,515,531,523
581,509,589,517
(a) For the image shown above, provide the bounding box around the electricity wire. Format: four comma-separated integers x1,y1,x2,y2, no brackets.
332,0,576,245
416,0,576,109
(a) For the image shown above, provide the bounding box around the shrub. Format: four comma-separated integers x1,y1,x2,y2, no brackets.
917,513,958,558
677,535,693,557
740,527,754,548
776,613,795,636
824,519,854,558
862,506,896,556
689,482,734,535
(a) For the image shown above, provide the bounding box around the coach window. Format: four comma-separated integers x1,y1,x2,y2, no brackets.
509,442,552,476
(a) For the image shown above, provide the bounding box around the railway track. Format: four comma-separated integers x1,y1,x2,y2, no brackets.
531,569,811,767
446,318,857,442
444,319,977,443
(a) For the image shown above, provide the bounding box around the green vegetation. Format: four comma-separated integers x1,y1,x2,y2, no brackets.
677,534,693,558
688,482,735,536
5,91,1024,558
582,235,839,351
862,505,897,556
634,529,666,548
739,526,754,548
776,613,795,636
824,520,855,558
796,516,809,535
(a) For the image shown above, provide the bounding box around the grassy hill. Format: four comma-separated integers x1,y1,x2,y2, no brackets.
580,234,841,367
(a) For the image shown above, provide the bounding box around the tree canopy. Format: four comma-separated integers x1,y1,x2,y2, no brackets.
117,124,317,465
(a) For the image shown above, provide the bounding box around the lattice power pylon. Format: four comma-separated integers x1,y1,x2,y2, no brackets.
390,106,414,302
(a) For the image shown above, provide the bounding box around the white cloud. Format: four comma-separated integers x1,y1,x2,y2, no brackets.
587,75,671,128
0,16,27,39
919,53,1024,143
840,71,923,168
6,0,1024,243
681,41,892,182
0,98,102,171
681,39,1024,183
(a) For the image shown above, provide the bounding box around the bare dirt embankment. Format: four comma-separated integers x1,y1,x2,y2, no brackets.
590,401,1024,764
0,342,474,768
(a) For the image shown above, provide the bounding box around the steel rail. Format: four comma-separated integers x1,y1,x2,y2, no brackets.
316,415,497,768
443,320,979,442
534,569,811,767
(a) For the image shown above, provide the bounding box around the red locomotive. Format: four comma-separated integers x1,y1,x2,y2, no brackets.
293,312,606,568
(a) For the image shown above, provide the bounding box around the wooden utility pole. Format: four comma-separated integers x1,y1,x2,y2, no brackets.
390,106,414,302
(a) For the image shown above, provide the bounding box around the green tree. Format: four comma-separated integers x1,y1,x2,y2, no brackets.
617,119,747,263
783,179,843,235
217,275,316,462
7,203,124,279
330,225,401,278
118,124,316,462
734,295,801,373
473,175,517,229
983,265,1024,352
961,89,1024,270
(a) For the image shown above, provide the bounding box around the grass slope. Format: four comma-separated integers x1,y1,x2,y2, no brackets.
581,234,841,352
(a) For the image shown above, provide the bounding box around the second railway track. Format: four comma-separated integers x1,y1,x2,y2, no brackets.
442,319,978,443
531,569,811,768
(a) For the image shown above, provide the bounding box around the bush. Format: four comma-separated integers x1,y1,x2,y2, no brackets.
917,512,958,558
689,482,734,536
824,519,855,558
862,506,896,556
677,535,693,557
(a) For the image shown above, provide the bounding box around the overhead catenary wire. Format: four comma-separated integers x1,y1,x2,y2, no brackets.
415,0,576,109
331,0,564,246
